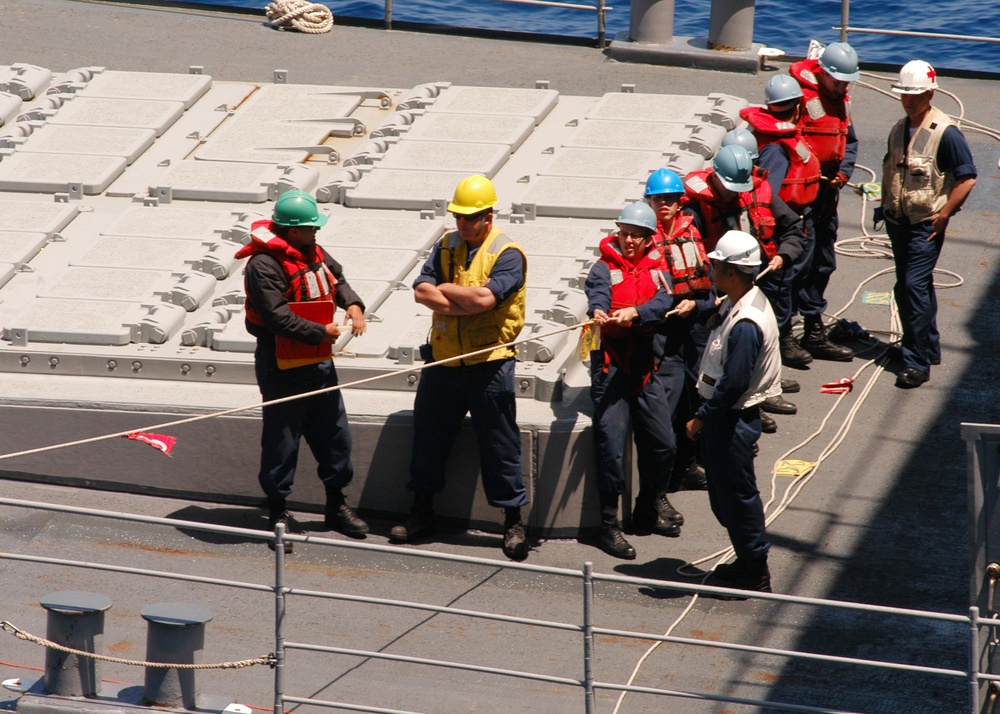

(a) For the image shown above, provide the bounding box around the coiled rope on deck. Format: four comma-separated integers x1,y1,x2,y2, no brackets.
265,0,334,34
0,621,274,670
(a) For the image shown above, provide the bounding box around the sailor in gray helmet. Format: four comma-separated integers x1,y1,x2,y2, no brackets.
686,230,779,595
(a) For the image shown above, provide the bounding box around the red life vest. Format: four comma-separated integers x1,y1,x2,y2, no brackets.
789,59,851,176
236,219,337,328
684,170,778,259
652,211,712,297
739,105,822,212
598,233,671,340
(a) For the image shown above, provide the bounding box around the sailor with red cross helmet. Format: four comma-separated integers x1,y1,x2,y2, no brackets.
879,60,977,389
237,189,369,550
585,201,679,560
787,42,861,365
644,168,714,493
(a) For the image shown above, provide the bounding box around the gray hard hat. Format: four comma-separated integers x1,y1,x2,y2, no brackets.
819,42,860,82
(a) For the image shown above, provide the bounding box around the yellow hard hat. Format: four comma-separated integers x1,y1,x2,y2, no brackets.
447,174,498,215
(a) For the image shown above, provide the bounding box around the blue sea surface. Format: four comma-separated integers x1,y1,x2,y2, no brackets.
199,0,997,72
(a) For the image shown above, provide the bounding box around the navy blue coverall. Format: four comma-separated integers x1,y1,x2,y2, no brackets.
884,124,977,373
407,241,529,508
245,253,363,502
697,318,770,561
585,261,674,505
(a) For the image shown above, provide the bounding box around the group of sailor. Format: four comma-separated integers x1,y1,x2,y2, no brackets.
240,48,976,595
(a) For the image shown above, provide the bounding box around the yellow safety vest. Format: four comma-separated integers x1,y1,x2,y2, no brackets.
429,226,526,366
882,106,955,225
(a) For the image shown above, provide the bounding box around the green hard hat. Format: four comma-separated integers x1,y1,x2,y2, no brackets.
272,190,328,227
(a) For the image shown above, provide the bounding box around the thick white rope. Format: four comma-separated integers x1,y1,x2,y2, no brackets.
265,0,334,34
0,320,592,463
1,621,273,669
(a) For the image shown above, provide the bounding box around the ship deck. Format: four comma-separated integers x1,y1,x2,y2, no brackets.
2,1,1000,712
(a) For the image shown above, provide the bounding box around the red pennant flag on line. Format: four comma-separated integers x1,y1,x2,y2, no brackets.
125,432,177,456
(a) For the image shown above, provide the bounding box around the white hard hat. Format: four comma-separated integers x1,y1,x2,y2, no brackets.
892,60,938,95
707,230,761,266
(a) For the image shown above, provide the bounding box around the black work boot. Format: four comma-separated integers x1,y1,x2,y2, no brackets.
780,377,800,393
760,410,777,434
672,456,707,491
390,491,435,542
780,330,813,368
267,499,300,553
761,394,797,415
502,507,529,561
712,554,772,596
598,502,635,559
800,316,854,362
632,493,682,535
324,487,369,538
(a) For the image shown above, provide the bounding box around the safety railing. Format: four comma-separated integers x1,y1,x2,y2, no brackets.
0,496,989,714
380,0,612,46
836,0,1000,46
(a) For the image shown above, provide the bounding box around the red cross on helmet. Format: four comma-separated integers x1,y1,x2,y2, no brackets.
892,60,939,95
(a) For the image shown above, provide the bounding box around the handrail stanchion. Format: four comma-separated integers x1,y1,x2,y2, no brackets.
274,522,288,714
597,0,606,47
583,562,596,714
971,606,981,714
840,0,849,42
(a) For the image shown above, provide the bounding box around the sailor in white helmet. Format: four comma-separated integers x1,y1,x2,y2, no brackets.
879,60,977,389
686,230,780,595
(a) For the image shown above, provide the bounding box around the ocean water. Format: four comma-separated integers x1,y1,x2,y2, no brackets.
200,0,997,73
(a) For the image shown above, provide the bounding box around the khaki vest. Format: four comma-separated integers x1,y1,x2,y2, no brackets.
882,106,955,224
697,286,781,409
429,226,527,365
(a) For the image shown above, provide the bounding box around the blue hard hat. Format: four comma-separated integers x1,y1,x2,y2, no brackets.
644,168,684,197
722,128,759,161
616,201,658,233
712,145,754,193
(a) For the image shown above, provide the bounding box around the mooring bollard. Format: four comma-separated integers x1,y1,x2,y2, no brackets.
39,591,113,697
141,602,213,709
708,0,756,50
628,0,675,44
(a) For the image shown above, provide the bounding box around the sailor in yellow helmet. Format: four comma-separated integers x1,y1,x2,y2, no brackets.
390,175,530,560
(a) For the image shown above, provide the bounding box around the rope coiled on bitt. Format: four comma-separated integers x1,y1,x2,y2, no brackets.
1,620,275,670
265,0,334,34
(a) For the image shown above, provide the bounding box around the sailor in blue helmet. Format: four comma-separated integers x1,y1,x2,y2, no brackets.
644,168,714,493
236,189,369,550
687,230,780,595
585,201,678,560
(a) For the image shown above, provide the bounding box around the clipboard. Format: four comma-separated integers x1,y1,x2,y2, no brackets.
276,300,334,370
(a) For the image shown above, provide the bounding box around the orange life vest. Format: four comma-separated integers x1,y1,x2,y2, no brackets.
237,219,337,328
683,170,778,259
789,58,851,177
739,105,822,212
596,234,671,386
652,211,712,296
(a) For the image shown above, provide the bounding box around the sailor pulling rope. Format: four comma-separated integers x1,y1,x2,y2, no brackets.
266,0,334,34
